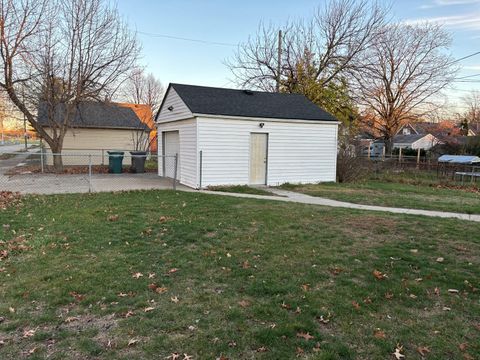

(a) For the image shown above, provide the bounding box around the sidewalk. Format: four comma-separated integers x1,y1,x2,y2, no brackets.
200,188,480,223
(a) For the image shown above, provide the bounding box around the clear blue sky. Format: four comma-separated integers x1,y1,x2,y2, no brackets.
117,0,480,108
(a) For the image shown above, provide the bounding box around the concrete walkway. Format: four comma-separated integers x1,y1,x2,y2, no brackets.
199,188,480,223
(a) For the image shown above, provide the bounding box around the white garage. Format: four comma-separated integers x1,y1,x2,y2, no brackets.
156,83,339,189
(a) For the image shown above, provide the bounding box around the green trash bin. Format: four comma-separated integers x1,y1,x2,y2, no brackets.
107,151,124,174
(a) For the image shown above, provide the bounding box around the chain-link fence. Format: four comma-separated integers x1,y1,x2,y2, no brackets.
0,150,178,194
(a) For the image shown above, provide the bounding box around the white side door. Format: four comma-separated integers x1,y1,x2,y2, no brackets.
163,131,180,179
249,133,268,185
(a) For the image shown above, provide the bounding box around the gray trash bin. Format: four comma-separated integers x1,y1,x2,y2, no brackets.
130,151,147,173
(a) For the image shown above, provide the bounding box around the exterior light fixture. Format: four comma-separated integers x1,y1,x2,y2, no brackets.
259,122,265,128
167,106,174,111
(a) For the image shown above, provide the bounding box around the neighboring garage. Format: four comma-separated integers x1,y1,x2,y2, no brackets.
37,101,153,165
156,83,339,189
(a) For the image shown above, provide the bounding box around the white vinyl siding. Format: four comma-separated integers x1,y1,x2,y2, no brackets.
197,117,337,187
158,118,197,188
157,88,192,123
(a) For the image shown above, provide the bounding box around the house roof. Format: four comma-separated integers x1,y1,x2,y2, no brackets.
37,102,151,130
393,134,428,144
399,121,461,137
163,83,337,122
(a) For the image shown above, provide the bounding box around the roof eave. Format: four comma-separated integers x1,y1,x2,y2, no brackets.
192,112,340,124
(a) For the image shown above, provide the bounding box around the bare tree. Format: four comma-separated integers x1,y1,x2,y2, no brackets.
461,90,480,131
131,127,152,152
226,0,386,93
122,68,164,115
0,0,139,170
353,23,457,152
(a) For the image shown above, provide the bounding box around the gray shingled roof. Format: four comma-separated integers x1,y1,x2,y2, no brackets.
393,134,427,144
37,102,149,130
165,83,337,121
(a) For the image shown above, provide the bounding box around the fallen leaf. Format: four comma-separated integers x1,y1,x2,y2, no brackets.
148,272,156,279
167,268,179,275
434,287,440,296
127,338,139,347
69,291,85,302
318,313,331,324
329,267,343,275
281,301,291,310
123,310,134,318
436,257,444,263
241,260,250,269
256,346,268,352
64,316,79,323
385,292,394,300
238,300,250,308
301,284,310,292
373,270,386,280
144,307,155,313
417,346,431,356
296,332,314,341
27,347,38,356
393,345,405,359
107,214,119,222
8,307,15,313
373,329,386,339
443,306,451,311
448,289,459,294
148,283,158,291
459,343,468,352
352,301,360,309
171,296,179,303
132,272,143,279
463,354,474,360
23,329,36,338
155,286,168,294
183,354,193,360
167,353,180,360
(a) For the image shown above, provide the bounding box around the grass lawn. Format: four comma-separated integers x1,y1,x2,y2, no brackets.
207,185,276,196
280,171,480,214
0,191,479,359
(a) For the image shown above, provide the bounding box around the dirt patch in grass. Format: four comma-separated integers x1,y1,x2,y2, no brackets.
0,313,118,359
207,185,276,196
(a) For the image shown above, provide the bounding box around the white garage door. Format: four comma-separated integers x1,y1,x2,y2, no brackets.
163,131,180,179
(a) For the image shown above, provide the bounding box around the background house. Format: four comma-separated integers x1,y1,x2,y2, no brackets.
156,83,339,188
38,102,152,165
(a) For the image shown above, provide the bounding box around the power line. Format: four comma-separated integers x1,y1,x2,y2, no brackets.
456,73,480,80
449,50,480,65
137,31,238,47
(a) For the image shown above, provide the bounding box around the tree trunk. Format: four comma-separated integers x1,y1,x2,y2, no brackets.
47,140,64,173
384,137,393,155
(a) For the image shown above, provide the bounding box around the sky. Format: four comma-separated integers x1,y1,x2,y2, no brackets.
116,0,480,111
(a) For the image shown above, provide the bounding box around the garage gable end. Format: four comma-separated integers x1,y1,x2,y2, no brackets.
156,87,193,123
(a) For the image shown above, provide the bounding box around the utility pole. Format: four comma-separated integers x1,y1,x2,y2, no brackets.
276,30,282,93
